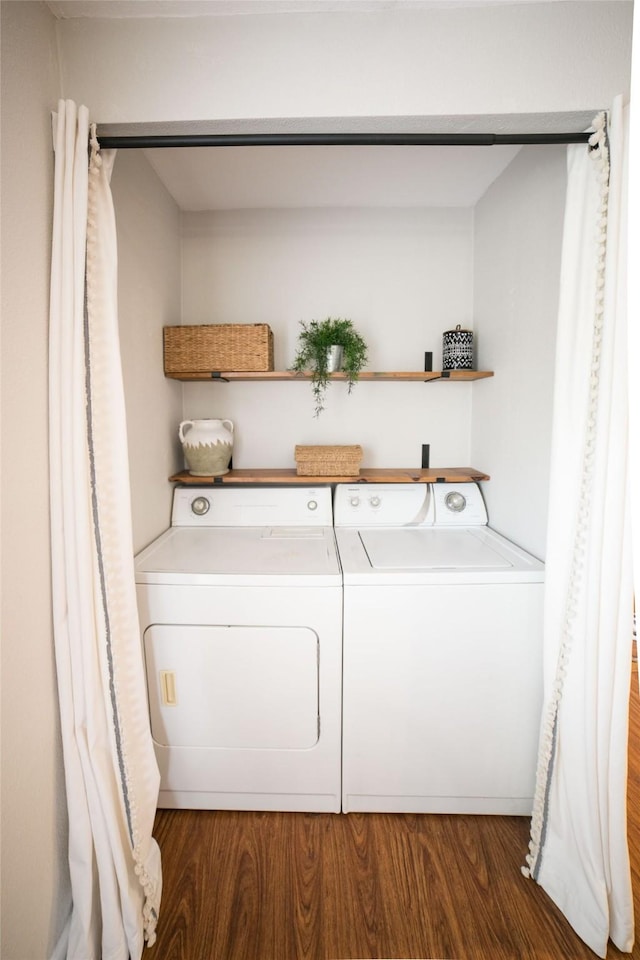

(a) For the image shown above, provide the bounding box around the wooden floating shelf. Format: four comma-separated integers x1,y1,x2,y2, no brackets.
169,467,491,485
165,370,494,383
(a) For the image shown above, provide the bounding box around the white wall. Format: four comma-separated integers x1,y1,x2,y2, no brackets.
52,0,632,548
0,3,71,957
56,3,632,124
471,145,568,559
111,151,183,552
181,207,474,469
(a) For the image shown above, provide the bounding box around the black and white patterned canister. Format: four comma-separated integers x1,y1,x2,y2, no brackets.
442,324,474,370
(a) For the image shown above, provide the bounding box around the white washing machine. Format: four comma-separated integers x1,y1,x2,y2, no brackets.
334,482,544,816
135,486,342,812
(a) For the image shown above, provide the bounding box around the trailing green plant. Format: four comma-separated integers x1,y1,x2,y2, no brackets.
291,317,368,416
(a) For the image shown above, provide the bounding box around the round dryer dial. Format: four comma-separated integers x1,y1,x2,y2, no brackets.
190,496,211,516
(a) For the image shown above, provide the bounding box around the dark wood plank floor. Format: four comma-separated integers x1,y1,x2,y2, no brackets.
149,663,639,959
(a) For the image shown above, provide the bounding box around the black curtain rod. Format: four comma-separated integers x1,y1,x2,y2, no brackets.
96,131,591,149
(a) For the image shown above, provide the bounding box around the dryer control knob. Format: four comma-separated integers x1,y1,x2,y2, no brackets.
349,496,361,507
191,496,211,516
369,496,381,508
307,499,318,511
445,491,466,513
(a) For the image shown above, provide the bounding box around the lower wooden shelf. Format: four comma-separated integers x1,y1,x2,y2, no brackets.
169,467,490,485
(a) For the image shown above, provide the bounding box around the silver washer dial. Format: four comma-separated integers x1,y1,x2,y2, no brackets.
191,496,211,516
445,491,466,513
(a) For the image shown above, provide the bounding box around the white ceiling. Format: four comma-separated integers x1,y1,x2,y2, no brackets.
142,143,523,210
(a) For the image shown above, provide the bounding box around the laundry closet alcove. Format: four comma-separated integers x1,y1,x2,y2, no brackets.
103,111,633,960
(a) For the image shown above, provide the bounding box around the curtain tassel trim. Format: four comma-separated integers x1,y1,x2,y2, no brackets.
522,112,610,881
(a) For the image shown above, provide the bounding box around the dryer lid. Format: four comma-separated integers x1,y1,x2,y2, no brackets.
135,525,341,585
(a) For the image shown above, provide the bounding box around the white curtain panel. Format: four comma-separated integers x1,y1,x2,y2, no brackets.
524,97,634,957
49,100,161,960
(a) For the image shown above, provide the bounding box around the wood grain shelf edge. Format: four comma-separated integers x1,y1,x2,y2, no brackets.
169,467,491,485
165,370,494,382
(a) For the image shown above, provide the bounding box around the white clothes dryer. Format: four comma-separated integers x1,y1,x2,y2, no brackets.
334,482,544,816
135,486,342,812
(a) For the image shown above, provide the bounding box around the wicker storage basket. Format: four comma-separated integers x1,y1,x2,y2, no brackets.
295,445,363,477
164,324,274,374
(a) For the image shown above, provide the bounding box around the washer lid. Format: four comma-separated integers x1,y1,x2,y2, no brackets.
360,528,512,570
135,525,341,585
335,525,544,584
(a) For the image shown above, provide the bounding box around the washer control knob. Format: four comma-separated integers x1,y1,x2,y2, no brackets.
369,496,381,508
350,496,361,507
191,496,210,516
445,491,466,513
307,499,318,511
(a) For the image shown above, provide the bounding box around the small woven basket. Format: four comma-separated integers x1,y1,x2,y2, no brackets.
295,445,363,477
164,324,274,374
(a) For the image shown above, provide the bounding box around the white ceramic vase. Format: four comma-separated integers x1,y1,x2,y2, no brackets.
179,419,234,477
